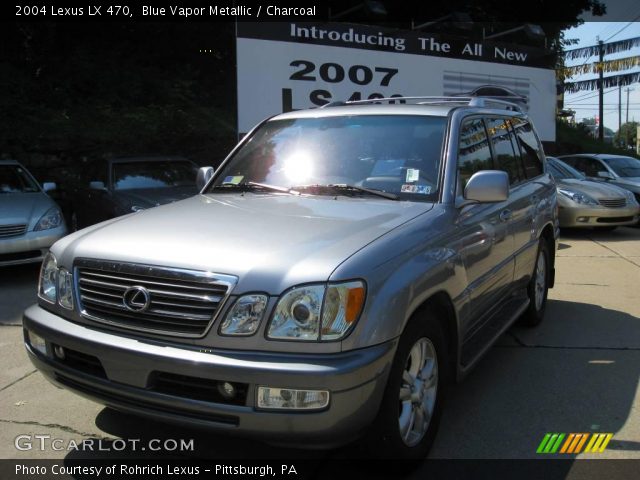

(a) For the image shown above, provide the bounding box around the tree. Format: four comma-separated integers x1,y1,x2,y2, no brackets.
615,122,639,148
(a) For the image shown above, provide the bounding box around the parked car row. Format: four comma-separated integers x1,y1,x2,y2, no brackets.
547,156,640,230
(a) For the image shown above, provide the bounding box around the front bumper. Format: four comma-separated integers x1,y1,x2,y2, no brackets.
558,204,640,228
23,305,395,447
0,225,67,266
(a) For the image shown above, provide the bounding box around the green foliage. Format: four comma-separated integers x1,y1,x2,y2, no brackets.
0,23,238,164
555,120,639,158
615,121,639,148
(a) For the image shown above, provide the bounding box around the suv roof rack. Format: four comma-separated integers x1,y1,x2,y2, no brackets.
322,96,523,113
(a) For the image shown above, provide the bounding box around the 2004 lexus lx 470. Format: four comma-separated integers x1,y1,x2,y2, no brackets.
24,96,558,458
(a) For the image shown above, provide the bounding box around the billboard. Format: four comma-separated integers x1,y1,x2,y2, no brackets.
236,23,556,141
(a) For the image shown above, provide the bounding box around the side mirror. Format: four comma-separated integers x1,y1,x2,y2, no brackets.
597,171,613,180
42,182,57,192
89,181,106,190
464,170,509,203
196,166,214,190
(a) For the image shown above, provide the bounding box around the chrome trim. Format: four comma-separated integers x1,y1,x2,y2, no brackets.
598,198,626,208
74,258,237,338
0,224,27,238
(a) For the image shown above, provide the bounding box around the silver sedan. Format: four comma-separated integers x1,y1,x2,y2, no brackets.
547,157,640,229
0,160,68,266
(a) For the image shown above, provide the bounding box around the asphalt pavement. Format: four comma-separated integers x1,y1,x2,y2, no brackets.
0,228,639,470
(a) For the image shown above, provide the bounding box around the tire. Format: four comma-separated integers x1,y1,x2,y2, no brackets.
369,312,449,459
520,239,550,327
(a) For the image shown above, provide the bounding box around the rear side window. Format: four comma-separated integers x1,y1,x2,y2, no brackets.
458,118,493,187
511,118,543,178
486,117,523,185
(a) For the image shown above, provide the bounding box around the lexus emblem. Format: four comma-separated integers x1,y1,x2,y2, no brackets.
123,286,151,312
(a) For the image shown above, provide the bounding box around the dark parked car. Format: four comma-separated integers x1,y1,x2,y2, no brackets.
69,157,199,230
559,154,640,204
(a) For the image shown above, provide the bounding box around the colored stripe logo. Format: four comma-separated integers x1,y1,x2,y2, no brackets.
537,433,613,454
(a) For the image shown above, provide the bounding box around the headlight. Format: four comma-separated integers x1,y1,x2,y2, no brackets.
57,269,74,310
38,252,57,303
220,294,268,336
267,281,365,341
623,190,638,204
131,205,146,212
558,189,598,206
34,207,63,231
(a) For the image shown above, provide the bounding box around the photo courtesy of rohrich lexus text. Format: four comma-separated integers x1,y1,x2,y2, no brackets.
2,1,640,479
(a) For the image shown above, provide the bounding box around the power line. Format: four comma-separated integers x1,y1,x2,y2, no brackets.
604,16,640,42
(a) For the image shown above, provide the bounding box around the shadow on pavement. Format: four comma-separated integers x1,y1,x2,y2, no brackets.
55,300,639,478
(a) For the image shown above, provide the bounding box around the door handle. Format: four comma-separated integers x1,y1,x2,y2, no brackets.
499,209,512,222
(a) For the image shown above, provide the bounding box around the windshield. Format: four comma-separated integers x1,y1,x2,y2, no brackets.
209,115,447,201
112,161,198,190
0,165,40,193
602,156,640,178
547,159,584,180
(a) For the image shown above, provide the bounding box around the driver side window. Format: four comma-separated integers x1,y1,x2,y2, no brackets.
458,118,494,188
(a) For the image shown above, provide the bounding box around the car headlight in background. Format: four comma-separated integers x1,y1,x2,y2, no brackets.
558,189,599,206
220,294,268,336
267,281,365,341
623,189,638,205
34,207,63,231
38,252,74,309
38,252,57,303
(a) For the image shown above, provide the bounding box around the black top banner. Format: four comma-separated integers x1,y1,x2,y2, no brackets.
237,22,555,69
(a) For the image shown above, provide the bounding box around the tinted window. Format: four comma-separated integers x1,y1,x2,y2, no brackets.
602,156,640,178
0,165,40,193
571,157,606,177
486,117,523,185
458,118,493,187
113,161,198,190
512,118,543,178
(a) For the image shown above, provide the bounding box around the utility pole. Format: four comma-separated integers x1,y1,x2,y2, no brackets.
618,82,622,133
598,39,604,142
626,87,634,124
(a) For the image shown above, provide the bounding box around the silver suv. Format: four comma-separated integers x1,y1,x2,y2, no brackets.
24,97,558,458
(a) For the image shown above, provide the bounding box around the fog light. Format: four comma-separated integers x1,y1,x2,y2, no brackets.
257,386,329,410
218,381,236,399
577,216,589,223
53,345,66,360
27,330,46,355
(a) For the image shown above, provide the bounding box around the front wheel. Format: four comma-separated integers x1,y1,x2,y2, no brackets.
369,313,448,459
520,239,550,327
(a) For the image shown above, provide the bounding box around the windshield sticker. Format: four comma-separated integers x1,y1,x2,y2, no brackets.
406,169,420,182
401,184,431,194
223,175,244,185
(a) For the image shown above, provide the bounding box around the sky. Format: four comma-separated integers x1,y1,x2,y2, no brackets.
562,2,640,131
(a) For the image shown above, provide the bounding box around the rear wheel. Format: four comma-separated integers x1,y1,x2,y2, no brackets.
520,239,549,327
369,313,448,459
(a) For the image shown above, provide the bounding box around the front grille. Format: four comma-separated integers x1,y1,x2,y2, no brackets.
598,198,627,208
75,259,236,337
0,224,27,238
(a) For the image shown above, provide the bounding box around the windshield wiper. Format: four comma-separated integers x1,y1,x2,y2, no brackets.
210,181,297,195
293,184,398,200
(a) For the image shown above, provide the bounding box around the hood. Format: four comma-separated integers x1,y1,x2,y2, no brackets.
557,178,629,198
58,193,432,294
610,177,640,193
0,192,57,229
113,185,198,209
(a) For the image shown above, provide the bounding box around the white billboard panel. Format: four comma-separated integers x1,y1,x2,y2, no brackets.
237,23,556,141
